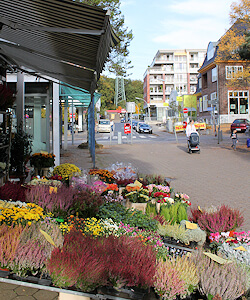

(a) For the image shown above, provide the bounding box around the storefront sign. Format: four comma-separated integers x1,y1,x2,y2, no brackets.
175,122,206,132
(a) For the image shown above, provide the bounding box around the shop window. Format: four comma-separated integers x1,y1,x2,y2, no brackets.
228,90,249,114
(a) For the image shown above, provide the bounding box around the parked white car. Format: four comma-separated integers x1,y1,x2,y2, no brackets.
97,119,111,133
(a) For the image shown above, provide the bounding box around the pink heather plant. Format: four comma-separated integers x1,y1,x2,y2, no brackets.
197,205,244,234
25,185,75,217
11,240,47,277
154,259,187,300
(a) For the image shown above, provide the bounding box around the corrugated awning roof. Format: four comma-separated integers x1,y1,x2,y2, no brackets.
0,0,119,92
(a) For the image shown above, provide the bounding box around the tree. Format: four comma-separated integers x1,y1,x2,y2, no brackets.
77,0,133,77
215,0,250,88
96,76,144,114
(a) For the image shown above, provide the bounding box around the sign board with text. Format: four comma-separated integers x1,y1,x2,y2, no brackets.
175,122,206,132
124,123,131,134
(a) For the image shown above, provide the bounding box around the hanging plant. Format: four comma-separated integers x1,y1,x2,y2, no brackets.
0,83,16,111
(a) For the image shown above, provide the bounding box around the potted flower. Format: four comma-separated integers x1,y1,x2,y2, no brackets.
30,152,55,176
123,184,150,214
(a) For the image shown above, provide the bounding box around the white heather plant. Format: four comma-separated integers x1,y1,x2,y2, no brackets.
99,218,120,237
218,242,250,266
193,251,247,300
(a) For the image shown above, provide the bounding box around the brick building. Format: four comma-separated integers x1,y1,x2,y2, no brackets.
197,23,250,126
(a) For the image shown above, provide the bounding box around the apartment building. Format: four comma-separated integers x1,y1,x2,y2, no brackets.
143,49,206,121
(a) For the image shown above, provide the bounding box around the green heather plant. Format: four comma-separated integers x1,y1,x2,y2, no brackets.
157,222,188,244
193,251,247,300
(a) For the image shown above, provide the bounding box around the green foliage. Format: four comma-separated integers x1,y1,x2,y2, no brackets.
160,205,171,223
10,124,33,175
97,76,143,113
77,0,133,76
146,202,157,217
97,202,158,231
177,204,188,223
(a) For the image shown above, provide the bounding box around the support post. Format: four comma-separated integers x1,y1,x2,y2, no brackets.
52,82,60,166
64,99,68,150
16,71,25,128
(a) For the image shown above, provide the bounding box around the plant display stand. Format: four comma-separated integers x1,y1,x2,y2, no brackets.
125,200,147,214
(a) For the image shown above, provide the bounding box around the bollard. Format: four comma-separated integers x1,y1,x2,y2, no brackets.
117,132,122,144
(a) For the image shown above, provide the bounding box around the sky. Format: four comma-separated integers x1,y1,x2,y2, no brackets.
119,0,233,81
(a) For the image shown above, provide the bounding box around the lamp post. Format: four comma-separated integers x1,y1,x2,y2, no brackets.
135,97,151,121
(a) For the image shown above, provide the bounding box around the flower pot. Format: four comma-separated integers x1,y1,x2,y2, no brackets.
126,200,147,214
38,278,52,286
41,167,50,177
0,268,10,278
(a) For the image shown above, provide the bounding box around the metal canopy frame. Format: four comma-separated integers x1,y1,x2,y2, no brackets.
0,0,119,166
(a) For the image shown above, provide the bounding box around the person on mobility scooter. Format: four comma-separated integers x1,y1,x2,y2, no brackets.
186,119,200,154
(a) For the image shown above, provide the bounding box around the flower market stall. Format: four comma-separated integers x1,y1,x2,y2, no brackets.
0,162,249,300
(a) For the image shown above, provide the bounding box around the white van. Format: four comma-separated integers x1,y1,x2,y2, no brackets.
97,119,111,133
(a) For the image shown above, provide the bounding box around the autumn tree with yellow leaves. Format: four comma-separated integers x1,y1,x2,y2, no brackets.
215,0,249,88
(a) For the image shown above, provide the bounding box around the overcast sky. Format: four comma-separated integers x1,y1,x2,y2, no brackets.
119,0,233,80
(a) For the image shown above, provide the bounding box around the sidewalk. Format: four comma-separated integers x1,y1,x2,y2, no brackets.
61,131,250,232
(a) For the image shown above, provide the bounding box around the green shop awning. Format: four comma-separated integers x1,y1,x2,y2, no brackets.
60,83,101,108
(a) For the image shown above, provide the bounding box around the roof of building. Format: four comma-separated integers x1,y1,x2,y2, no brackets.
0,0,119,93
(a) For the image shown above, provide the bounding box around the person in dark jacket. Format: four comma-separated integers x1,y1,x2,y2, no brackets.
230,129,238,150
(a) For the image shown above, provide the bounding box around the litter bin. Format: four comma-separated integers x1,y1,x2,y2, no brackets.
247,138,250,148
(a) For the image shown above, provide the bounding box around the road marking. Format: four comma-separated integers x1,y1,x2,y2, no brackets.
122,136,127,139
113,136,118,140
139,135,146,139
149,135,157,138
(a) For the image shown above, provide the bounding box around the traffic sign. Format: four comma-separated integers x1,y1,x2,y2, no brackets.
124,123,131,134
183,108,188,114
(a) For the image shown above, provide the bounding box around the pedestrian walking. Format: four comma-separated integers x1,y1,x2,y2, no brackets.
230,129,238,150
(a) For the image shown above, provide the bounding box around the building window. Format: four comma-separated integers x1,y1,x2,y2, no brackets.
225,66,243,80
203,95,208,111
212,67,217,82
198,78,202,89
199,97,202,112
228,90,249,114
202,73,208,88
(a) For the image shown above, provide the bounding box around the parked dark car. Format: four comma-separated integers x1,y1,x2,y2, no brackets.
138,123,152,134
132,120,138,129
230,119,250,133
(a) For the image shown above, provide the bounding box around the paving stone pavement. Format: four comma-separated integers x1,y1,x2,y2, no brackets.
61,131,250,231
0,282,58,300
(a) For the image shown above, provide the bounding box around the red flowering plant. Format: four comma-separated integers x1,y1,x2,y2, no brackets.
0,181,27,202
153,192,172,203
